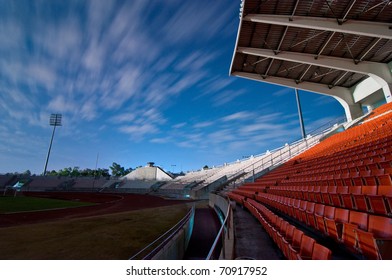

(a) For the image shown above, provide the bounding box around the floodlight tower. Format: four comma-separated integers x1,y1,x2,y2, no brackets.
43,114,62,176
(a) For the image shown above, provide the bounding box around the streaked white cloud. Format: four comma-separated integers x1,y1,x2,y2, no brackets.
47,95,78,114
213,89,247,106
193,121,214,129
272,87,293,97
110,113,137,124
120,123,158,139
162,1,235,44
172,122,187,129
239,123,281,134
150,137,173,144
221,111,255,122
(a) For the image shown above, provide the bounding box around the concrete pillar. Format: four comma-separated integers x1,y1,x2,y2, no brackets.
386,84,392,103
332,96,363,122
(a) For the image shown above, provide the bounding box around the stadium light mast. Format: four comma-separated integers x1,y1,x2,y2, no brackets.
43,114,62,176
295,89,306,139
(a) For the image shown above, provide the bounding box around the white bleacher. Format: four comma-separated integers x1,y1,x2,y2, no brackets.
159,182,190,190
171,131,327,193
118,180,158,189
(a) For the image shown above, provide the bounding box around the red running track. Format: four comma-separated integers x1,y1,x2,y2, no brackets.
0,192,187,228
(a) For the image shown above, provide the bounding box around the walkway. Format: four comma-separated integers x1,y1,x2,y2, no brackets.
184,207,221,259
233,205,284,260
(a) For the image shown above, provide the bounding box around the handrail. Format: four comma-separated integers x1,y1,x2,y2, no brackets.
129,206,195,260
206,202,231,260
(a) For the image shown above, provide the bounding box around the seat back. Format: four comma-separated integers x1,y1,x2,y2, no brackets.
349,211,369,231
280,221,289,235
378,185,392,196
298,235,316,259
314,204,325,215
368,215,392,238
334,208,350,223
285,224,296,242
291,228,304,249
324,206,335,219
312,243,332,260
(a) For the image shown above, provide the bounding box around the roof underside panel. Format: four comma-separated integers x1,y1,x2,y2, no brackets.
233,0,392,90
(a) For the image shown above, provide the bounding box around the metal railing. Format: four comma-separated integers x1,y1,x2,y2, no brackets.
206,202,232,260
129,206,195,260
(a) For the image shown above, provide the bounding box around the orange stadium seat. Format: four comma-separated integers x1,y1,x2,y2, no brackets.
325,208,349,241
378,174,392,186
330,185,348,207
352,185,377,212
341,186,361,210
288,229,304,260
316,206,335,234
304,202,316,226
366,185,392,216
311,243,332,260
296,235,316,260
342,211,369,251
309,204,325,230
355,215,392,259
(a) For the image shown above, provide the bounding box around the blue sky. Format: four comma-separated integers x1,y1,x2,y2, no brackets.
0,0,345,175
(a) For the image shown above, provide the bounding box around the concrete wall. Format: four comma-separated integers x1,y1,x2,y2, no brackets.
151,209,194,260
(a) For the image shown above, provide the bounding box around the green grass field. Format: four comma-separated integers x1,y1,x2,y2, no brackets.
0,204,190,259
0,196,95,214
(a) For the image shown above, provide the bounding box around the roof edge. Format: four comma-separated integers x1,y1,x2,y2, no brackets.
229,0,245,76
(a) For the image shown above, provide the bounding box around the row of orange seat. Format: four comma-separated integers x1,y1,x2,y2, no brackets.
296,112,391,161
280,174,392,187
253,192,392,259
301,151,392,171
295,163,392,179
228,103,392,259
244,198,332,260
266,184,392,217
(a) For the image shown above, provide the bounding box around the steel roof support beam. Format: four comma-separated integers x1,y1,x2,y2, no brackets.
237,47,392,83
243,14,392,39
360,0,391,16
358,38,383,62
298,64,313,82
339,0,357,24
315,31,336,58
290,0,300,21
231,71,363,121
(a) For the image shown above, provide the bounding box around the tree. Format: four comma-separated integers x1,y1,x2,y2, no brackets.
109,162,125,177
58,167,71,177
47,170,58,176
95,168,110,178
124,167,133,175
70,167,80,177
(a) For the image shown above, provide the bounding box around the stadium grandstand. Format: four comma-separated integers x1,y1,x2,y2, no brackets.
228,102,392,260
224,0,392,260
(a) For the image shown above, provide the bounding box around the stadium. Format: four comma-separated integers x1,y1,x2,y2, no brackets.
1,0,392,261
